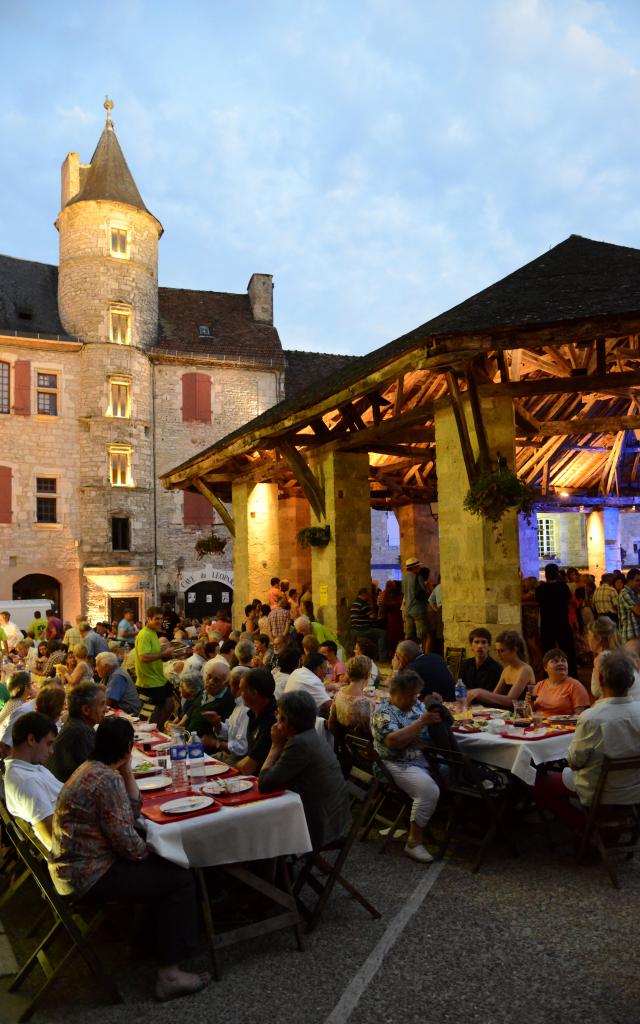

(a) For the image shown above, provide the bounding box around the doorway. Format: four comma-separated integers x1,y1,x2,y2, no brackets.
109,596,141,626
13,574,62,615
183,580,233,621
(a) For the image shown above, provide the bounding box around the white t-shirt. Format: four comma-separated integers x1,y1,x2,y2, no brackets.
284,666,330,709
3,622,23,651
0,699,36,746
4,758,62,825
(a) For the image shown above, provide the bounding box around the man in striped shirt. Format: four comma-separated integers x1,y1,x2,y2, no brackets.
618,569,640,654
593,574,619,623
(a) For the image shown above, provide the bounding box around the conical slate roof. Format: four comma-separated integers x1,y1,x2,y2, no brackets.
66,124,152,216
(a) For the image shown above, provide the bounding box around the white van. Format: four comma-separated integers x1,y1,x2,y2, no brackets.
0,599,53,634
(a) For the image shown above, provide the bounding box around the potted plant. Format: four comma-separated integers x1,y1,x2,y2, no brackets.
463,455,535,525
296,525,331,548
194,531,227,560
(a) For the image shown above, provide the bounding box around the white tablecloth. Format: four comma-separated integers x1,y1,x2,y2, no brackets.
454,731,574,785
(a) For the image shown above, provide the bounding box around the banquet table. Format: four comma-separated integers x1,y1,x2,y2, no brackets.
453,729,575,785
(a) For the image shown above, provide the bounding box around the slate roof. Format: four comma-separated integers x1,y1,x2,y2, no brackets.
283,350,360,397
65,126,156,222
0,255,69,338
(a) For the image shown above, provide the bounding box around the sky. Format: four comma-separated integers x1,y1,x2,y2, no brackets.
2,0,640,356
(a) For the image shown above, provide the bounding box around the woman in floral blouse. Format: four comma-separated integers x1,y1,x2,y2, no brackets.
49,717,210,1001
371,669,442,864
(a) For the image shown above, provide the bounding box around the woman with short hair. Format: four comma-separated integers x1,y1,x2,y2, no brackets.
329,655,375,733
532,649,590,716
466,630,535,709
60,643,93,688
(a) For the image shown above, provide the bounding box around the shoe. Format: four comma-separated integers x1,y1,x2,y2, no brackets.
404,842,434,863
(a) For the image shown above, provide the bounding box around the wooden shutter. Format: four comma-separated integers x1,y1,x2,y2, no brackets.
182,373,211,423
13,360,31,415
0,466,12,523
183,490,213,526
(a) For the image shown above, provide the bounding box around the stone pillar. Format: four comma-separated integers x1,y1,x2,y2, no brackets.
308,451,371,643
396,504,440,580
518,513,540,578
435,392,521,650
231,482,280,624
278,496,311,591
587,508,621,576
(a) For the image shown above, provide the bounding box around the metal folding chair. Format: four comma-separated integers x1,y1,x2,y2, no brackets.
577,754,640,888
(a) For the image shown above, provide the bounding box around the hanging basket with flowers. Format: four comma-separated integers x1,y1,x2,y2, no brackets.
296,525,331,548
463,455,535,525
194,531,228,560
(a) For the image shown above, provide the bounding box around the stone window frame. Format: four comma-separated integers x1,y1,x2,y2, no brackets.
0,361,9,414
537,515,558,561
108,444,133,488
34,367,60,418
34,473,61,527
110,304,132,345
106,374,132,419
110,224,129,260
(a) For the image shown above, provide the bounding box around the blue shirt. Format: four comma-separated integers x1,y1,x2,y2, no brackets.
105,666,141,714
83,631,109,658
371,699,430,764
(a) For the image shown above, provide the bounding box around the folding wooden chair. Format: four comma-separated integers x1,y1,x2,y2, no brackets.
292,773,382,933
344,733,413,852
577,754,640,888
5,817,122,1022
137,700,156,722
444,646,466,681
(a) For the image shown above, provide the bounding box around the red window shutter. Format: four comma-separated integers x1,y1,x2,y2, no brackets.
13,360,31,415
194,374,211,423
0,466,11,523
182,374,197,422
183,491,213,526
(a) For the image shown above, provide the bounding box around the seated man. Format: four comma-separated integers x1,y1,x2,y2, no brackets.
259,690,351,850
3,711,62,849
200,667,249,763
48,681,107,782
235,669,277,774
393,640,455,702
95,651,142,715
461,628,502,693
318,641,346,684
533,651,640,833
187,659,236,747
284,652,332,716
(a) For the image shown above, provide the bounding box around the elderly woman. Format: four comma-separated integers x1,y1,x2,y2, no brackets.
95,651,142,715
532,649,591,716
329,655,375,733
588,616,640,700
60,643,93,688
49,717,209,1001
173,670,204,731
259,690,351,850
371,670,442,864
187,659,236,745
466,630,535,709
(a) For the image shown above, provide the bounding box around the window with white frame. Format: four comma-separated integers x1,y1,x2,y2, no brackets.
538,516,558,559
110,305,131,345
36,477,57,523
110,227,128,258
36,372,58,416
109,446,133,487
0,362,8,414
107,377,131,418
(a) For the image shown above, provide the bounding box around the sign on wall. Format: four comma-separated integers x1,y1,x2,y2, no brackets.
179,566,234,592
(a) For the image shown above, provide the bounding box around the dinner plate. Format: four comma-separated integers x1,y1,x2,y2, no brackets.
159,795,214,814
547,715,578,723
202,778,254,796
137,774,172,791
133,761,161,777
503,728,547,740
135,723,155,733
188,762,229,777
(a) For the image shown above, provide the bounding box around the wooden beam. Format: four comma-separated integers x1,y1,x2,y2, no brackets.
596,337,606,377
464,361,490,470
519,414,640,438
278,440,326,520
480,370,640,399
192,479,236,538
393,375,404,417
445,370,476,484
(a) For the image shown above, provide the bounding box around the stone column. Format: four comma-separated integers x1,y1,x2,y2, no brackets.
278,496,312,591
396,504,440,580
587,508,621,576
518,513,539,578
308,451,371,643
231,481,280,624
435,392,522,651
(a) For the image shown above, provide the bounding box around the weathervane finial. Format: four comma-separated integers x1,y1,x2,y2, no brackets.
104,96,114,128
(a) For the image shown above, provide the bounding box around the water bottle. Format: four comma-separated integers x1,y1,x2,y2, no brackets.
187,731,205,786
455,678,467,714
169,737,188,789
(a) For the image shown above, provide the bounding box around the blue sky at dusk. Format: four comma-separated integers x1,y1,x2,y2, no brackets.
2,0,640,355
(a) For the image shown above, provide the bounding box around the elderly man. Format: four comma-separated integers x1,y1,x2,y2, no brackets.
4,711,62,849
181,638,207,678
284,652,332,716
188,659,236,749
393,640,455,702
259,689,351,850
48,681,107,782
96,651,141,715
201,667,249,762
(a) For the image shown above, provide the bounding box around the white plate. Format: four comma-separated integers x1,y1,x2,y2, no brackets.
135,723,155,733
159,795,214,814
202,778,254,796
503,728,547,740
133,762,161,777
189,762,229,777
137,774,172,791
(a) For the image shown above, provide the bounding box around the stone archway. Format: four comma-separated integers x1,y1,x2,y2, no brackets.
12,573,62,614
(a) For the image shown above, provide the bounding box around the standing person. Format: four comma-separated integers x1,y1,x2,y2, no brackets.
349,588,388,662
401,559,429,646
117,609,137,643
28,611,47,642
461,628,503,693
63,616,84,651
535,564,577,677
593,574,620,625
268,578,281,608
267,597,291,644
380,580,404,654
45,609,64,642
79,621,109,663
161,604,180,641
134,606,175,729
0,612,23,652
618,568,640,656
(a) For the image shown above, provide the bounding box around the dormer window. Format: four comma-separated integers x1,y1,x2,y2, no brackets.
110,305,131,345
110,227,129,259
198,325,211,337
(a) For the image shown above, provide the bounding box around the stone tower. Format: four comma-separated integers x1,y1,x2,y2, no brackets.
55,98,163,348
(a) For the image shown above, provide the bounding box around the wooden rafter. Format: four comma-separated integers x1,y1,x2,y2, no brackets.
193,479,236,537
445,370,476,484
277,440,326,521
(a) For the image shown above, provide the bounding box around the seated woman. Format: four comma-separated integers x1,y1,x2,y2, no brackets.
49,717,209,1001
35,684,66,729
329,655,375,734
34,640,50,675
533,651,640,833
588,616,640,700
172,670,204,731
353,636,380,687
370,669,442,864
59,643,93,688
532,649,591,716
466,630,534,709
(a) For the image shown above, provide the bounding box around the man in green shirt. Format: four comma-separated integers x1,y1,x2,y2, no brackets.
0,626,8,656
134,606,175,729
28,612,47,641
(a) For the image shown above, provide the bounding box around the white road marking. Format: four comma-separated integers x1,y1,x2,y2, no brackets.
323,859,446,1024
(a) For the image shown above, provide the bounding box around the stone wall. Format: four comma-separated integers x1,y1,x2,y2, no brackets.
620,511,640,567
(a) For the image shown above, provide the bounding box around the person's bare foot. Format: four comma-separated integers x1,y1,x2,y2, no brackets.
155,967,210,1001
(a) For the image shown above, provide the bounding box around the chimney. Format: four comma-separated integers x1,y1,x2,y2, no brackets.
247,273,273,324
60,152,90,207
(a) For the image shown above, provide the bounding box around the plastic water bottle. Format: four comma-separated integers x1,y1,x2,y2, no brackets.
455,678,467,714
169,738,188,789
187,732,205,786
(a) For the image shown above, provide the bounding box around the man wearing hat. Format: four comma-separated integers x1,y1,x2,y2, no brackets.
402,557,430,644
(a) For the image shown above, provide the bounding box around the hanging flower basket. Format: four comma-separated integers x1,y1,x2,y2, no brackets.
195,531,228,559
296,525,331,548
463,463,535,524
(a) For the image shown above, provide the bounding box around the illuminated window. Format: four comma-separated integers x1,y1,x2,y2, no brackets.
36,372,58,416
110,227,128,258
538,516,558,559
36,477,57,523
110,306,131,345
107,377,131,418
0,363,8,414
109,446,133,487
